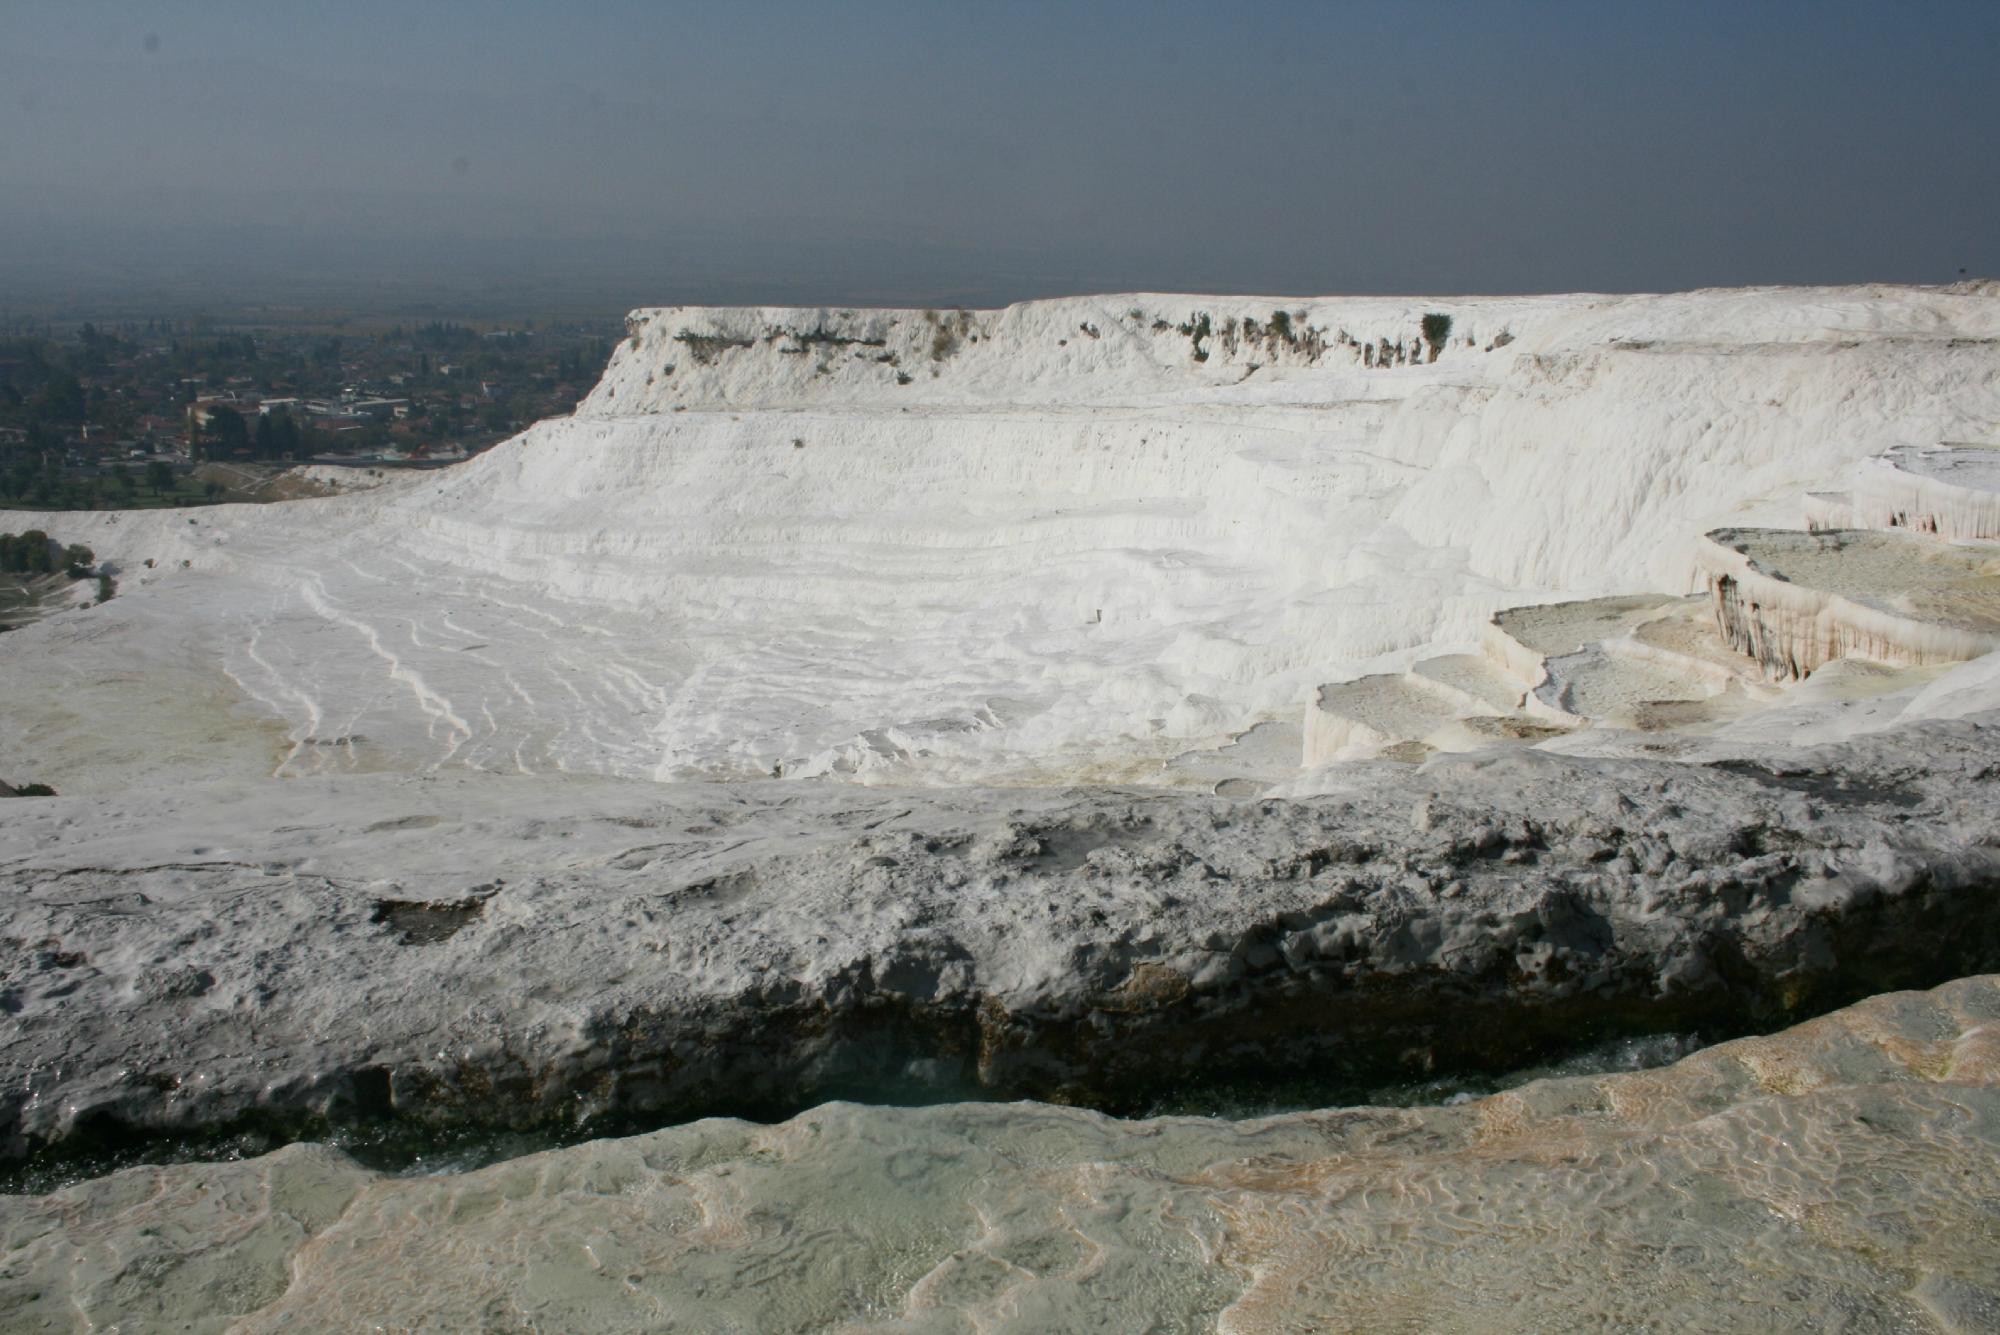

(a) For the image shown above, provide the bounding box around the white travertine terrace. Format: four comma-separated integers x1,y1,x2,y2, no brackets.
1804,488,1856,532
5,285,2000,793
1852,444,2000,539
1695,527,2000,679
5,284,2000,1328
1305,592,1773,765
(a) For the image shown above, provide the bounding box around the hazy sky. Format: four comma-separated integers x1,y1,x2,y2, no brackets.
3,0,1997,313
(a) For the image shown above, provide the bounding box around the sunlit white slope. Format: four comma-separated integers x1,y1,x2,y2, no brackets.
5,285,1996,790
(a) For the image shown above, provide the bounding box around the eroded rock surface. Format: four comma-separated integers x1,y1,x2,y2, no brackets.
4,977,1997,1332
5,713,1999,1158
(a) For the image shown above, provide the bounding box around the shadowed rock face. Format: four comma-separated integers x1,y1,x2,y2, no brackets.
4,977,1997,1332
4,713,1998,1160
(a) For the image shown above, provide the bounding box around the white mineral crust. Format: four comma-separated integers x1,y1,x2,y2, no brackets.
5,284,2000,1329
4,285,1997,793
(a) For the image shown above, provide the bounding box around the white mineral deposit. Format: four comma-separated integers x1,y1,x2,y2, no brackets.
6,283,2000,1331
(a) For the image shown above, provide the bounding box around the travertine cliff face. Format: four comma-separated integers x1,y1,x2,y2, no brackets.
6,286,1998,791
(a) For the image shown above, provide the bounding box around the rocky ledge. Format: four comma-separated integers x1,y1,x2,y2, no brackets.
4,712,1999,1161
5,976,1998,1331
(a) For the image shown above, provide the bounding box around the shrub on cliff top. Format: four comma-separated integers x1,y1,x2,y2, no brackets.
1421,313,1453,362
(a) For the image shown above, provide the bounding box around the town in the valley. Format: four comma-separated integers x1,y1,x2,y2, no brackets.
0,312,620,509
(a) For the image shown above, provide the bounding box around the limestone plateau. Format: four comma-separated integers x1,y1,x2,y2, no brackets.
4,283,2000,1330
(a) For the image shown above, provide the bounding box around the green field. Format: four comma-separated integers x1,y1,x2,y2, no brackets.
3,475,231,512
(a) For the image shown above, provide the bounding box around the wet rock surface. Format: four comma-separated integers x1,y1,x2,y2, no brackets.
4,977,1997,1332
5,713,1999,1160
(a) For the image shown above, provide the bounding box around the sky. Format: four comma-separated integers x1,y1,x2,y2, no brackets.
2,0,1997,316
